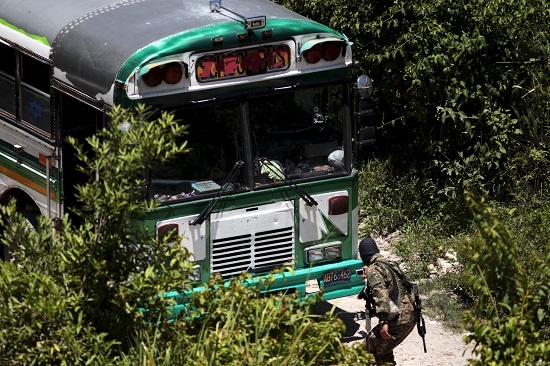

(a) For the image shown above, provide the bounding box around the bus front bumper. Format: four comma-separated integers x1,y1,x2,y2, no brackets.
263,259,366,300
166,259,366,318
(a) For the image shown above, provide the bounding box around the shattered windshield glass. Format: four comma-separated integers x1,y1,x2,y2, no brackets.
148,100,246,203
148,83,346,203
250,84,345,186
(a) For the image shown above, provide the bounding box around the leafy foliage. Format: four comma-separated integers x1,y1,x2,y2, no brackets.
280,0,550,199
461,192,550,365
0,256,119,365
357,158,434,236
121,273,372,366
0,105,372,365
275,1,550,357
0,105,193,364
357,158,472,239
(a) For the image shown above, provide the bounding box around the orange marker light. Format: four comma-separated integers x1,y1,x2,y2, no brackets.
163,62,183,84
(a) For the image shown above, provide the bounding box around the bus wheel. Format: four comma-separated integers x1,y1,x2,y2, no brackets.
21,210,39,232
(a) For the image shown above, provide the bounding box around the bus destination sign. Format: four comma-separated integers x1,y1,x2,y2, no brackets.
196,44,291,82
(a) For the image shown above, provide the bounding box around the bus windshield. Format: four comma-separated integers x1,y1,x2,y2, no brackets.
149,83,346,203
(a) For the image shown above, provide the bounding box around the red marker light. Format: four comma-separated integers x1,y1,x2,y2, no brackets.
328,195,349,215
142,66,162,87
303,43,323,64
322,42,342,61
157,223,179,242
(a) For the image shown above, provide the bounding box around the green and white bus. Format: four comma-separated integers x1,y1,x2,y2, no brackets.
0,0,372,300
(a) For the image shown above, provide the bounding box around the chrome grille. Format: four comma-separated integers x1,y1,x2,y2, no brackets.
211,226,294,278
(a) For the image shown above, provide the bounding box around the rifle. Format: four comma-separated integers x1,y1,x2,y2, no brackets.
413,284,427,353
357,286,376,332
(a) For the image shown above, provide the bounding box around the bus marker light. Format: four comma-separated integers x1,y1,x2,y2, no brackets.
142,66,162,87
303,44,322,64
301,38,346,64
162,62,183,84
237,32,248,41
328,195,349,215
262,29,273,39
212,36,223,44
322,41,343,61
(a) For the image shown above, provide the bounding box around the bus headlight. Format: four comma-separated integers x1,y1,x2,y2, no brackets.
306,243,343,263
307,248,325,263
324,245,342,260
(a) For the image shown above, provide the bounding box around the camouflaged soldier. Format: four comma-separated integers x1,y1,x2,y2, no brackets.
359,238,416,366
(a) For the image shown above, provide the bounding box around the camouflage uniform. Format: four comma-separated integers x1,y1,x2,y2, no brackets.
365,253,416,365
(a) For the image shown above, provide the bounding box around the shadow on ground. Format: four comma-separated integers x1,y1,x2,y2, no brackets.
313,301,368,343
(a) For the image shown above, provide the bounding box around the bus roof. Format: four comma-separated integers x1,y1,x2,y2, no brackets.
0,0,343,103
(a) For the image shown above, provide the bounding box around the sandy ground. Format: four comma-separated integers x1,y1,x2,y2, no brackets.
322,295,475,365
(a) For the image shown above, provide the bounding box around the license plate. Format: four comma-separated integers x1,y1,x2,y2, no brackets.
323,268,351,287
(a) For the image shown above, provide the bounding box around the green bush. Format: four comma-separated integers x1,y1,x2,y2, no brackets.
357,158,474,238
0,259,119,365
0,105,373,365
497,193,550,272
357,158,434,236
119,273,372,366
461,192,550,365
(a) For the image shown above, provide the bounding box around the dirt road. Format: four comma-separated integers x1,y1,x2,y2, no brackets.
322,295,474,366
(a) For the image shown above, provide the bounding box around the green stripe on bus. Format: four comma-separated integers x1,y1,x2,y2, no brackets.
0,18,50,47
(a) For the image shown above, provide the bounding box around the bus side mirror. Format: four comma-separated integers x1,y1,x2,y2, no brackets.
210,0,221,12
356,75,373,99
355,75,375,150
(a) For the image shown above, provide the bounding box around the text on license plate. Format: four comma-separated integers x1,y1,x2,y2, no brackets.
323,268,351,287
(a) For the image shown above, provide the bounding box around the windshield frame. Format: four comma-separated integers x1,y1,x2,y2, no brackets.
148,79,352,204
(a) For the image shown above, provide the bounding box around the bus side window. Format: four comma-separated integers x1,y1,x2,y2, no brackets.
20,54,51,134
0,42,16,117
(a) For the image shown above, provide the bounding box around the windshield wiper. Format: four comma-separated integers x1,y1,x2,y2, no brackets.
261,159,318,206
189,160,244,226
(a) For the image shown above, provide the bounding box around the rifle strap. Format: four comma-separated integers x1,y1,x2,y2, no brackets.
375,261,416,309
372,262,400,306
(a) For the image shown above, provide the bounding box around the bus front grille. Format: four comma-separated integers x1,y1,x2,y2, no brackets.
211,226,295,278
